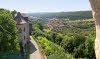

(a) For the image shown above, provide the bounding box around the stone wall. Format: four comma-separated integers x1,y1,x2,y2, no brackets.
89,0,100,59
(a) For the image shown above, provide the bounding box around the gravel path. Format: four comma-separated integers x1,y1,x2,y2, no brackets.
29,36,44,59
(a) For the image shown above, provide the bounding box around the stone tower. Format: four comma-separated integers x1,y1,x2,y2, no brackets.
89,0,100,59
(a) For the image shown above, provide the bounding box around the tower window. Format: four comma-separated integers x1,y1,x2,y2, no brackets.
24,36,25,40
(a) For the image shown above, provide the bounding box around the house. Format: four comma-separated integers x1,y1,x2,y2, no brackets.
14,12,31,55
47,20,64,30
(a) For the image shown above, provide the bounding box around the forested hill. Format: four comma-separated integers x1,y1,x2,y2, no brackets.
27,11,93,20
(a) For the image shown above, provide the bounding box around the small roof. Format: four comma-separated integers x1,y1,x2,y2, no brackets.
15,13,27,24
21,13,28,17
16,18,27,24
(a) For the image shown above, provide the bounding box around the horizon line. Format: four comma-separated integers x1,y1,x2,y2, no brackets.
24,10,92,13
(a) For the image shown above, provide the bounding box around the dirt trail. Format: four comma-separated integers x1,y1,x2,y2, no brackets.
29,36,44,59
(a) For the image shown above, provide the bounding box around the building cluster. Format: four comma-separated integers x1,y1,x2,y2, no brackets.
47,20,64,30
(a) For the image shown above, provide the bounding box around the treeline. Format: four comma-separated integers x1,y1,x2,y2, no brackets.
30,17,96,59
27,11,93,20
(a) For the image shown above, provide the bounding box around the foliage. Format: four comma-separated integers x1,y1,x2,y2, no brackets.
37,21,43,31
0,9,20,54
11,10,17,17
37,36,74,59
27,11,93,20
30,14,96,59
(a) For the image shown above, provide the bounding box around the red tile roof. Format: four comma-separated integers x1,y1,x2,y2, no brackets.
16,19,26,24
14,13,28,24
21,13,27,17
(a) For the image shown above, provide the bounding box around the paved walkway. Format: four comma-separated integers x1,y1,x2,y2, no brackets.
29,36,44,59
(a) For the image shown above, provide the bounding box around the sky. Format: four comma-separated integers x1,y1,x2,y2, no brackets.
0,0,92,13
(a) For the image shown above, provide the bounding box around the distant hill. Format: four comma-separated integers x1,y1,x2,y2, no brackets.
27,11,93,20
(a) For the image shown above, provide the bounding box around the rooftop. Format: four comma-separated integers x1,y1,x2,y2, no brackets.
14,12,28,24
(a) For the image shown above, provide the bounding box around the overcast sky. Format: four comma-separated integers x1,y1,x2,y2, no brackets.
0,0,92,13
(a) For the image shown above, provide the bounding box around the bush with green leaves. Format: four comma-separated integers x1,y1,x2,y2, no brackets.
37,36,75,59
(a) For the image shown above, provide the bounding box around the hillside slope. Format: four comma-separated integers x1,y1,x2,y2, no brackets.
27,11,93,20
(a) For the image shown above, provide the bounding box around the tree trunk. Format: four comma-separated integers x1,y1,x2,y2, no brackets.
89,0,100,59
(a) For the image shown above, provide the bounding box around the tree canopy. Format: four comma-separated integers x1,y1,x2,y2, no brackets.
0,9,19,53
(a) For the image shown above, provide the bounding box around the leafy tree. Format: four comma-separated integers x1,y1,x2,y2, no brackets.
11,10,17,17
0,9,19,54
37,22,43,31
55,33,63,45
73,37,95,59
